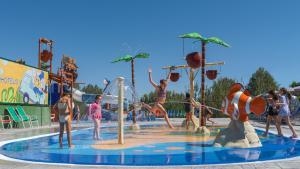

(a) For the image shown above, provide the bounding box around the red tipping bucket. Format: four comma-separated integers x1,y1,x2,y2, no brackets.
41,50,53,62
170,72,180,82
186,52,202,69
206,70,218,80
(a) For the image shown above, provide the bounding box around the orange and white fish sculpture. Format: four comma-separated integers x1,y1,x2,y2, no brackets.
221,83,267,122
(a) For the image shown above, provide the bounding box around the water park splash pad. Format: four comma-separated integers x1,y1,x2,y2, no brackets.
1,124,300,166
0,79,299,166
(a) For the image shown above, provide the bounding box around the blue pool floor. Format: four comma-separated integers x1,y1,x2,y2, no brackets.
0,125,300,166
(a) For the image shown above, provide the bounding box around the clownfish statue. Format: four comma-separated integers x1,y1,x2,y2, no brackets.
221,83,267,122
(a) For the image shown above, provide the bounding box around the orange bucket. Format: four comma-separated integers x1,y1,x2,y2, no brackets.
206,70,218,80
186,52,202,69
170,72,180,82
41,50,53,62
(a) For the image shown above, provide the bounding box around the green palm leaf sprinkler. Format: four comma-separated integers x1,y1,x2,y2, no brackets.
111,55,133,63
179,32,230,129
206,37,230,48
134,53,150,59
111,52,150,126
179,32,230,47
179,32,205,41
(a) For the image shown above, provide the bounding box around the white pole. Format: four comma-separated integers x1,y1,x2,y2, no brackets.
118,77,124,144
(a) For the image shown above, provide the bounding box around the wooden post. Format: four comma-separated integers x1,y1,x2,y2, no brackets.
200,42,206,127
196,42,210,135
118,77,124,144
189,68,195,115
70,74,73,123
50,40,53,74
38,39,41,69
131,59,136,124
60,69,63,96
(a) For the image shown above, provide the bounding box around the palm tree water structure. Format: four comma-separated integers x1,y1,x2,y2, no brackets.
179,32,230,133
161,61,224,128
112,53,150,129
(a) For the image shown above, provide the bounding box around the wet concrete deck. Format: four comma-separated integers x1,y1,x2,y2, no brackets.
0,118,300,169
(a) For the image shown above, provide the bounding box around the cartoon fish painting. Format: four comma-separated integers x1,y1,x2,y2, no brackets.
221,83,267,122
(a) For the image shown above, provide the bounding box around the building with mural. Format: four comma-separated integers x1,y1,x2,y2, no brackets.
0,57,50,125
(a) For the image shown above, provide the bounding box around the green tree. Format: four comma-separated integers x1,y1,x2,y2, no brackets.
73,84,102,120
81,84,103,94
140,91,156,105
290,81,300,87
165,91,185,113
205,77,236,117
140,90,185,117
247,67,278,96
194,82,200,100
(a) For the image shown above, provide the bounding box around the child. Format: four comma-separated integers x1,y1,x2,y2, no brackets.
277,88,298,138
142,68,174,128
184,93,196,129
205,106,216,125
191,98,216,125
263,90,282,137
73,105,80,123
90,95,102,140
56,93,72,148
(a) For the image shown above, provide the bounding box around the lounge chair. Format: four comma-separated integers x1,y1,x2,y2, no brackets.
5,107,26,128
15,106,39,128
0,115,12,129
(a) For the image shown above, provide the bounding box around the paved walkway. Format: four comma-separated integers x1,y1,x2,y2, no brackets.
0,118,300,169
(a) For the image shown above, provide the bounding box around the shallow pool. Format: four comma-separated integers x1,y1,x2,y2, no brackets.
0,125,299,166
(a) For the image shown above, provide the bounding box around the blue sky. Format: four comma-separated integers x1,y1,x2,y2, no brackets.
0,0,299,96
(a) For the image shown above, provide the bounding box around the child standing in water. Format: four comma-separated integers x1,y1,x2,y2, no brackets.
204,106,215,125
142,68,174,128
184,93,196,129
90,95,102,140
190,98,215,125
56,93,72,148
263,90,282,137
277,88,298,138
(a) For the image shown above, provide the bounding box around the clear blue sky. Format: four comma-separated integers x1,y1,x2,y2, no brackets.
0,0,299,96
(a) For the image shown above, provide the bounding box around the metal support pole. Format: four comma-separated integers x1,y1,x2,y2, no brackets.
118,77,124,144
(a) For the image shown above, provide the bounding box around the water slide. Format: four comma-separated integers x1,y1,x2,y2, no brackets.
72,88,85,102
72,88,119,104
50,83,119,105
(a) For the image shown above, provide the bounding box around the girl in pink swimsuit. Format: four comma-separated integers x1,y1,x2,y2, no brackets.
90,95,102,140
142,68,174,129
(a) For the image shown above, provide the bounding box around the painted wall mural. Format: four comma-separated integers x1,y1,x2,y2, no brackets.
0,58,49,105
